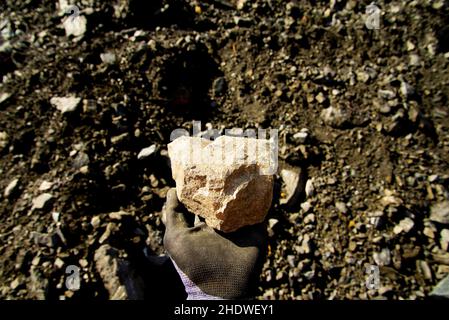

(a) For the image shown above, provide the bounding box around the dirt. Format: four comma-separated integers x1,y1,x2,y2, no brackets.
1,0,449,300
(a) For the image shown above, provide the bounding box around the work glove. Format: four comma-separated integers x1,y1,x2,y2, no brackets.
162,188,267,300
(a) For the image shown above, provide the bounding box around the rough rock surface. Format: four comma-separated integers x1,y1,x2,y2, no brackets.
168,135,275,232
94,245,144,300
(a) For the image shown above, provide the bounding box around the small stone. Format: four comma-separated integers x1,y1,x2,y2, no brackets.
315,92,326,104
31,256,40,266
100,52,117,65
51,212,60,223
287,255,296,268
373,248,391,266
292,131,308,144
54,258,64,269
393,217,414,234
335,201,348,214
94,245,144,300
406,40,416,51
305,179,314,197
441,229,449,251
91,216,101,228
111,133,129,145
268,218,279,230
0,92,11,104
10,278,20,290
423,226,435,239
378,89,396,100
213,77,226,96
137,145,157,160
0,131,9,151
280,166,305,208
39,180,53,191
303,213,315,224
31,193,53,211
50,96,81,114
409,54,420,66
79,259,88,268
321,106,349,128
168,135,275,232
301,201,311,213
400,81,414,98
418,260,432,280
4,178,19,198
430,201,449,224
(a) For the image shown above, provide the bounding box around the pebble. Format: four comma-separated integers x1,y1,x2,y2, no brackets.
400,81,414,98
137,145,157,160
292,130,308,144
31,193,53,211
305,179,314,197
38,180,53,191
418,260,432,280
100,52,117,65
79,259,88,268
91,216,101,228
10,278,20,290
4,178,19,198
441,229,449,251
373,248,391,266
213,77,226,96
315,92,326,104
287,255,296,268
393,217,414,234
303,213,315,224
320,106,349,128
430,201,449,224
301,201,311,213
54,258,64,269
111,133,129,145
50,96,81,114
0,131,9,151
335,201,348,214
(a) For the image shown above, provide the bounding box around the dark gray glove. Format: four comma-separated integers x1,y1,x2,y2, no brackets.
162,188,267,300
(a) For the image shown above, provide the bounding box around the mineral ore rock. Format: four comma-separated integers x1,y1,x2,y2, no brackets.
168,135,275,232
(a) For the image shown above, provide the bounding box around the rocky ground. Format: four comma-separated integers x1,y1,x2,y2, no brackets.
1,0,449,300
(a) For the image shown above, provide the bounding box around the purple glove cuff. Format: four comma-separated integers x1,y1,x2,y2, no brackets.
170,257,223,300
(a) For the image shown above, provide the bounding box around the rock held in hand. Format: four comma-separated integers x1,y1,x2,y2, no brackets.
168,135,276,232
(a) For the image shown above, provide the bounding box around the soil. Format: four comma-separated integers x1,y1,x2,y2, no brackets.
1,0,449,300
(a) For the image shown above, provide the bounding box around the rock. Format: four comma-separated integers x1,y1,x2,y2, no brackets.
0,91,11,104
301,201,311,213
303,213,315,224
54,257,64,269
31,193,53,211
168,135,275,232
315,92,326,104
430,201,449,224
213,77,226,96
305,178,315,197
441,229,449,251
100,52,117,65
417,260,432,280
393,217,414,234
111,133,129,145
90,216,101,228
431,274,449,299
38,180,53,191
94,245,144,300
373,248,391,266
50,96,81,114
280,166,305,209
320,106,349,128
0,131,9,151
335,201,348,214
4,178,19,198
137,145,157,160
63,15,87,39
292,128,309,144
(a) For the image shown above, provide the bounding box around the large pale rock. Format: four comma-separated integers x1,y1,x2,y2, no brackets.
168,135,276,232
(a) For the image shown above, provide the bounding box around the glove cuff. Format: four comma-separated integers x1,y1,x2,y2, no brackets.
170,257,224,300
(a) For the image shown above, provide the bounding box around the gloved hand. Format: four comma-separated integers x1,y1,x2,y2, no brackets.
162,188,267,300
